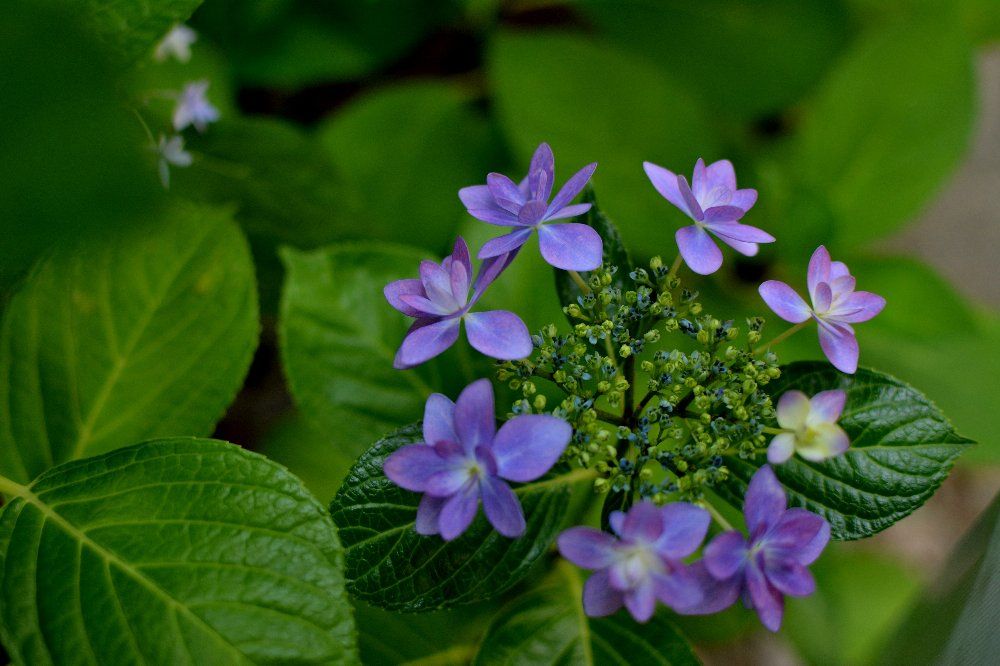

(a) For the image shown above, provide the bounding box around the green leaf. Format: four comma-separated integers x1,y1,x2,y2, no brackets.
555,188,635,317
74,0,205,63
489,30,718,244
0,438,357,665
257,415,359,504
473,561,699,665
721,362,973,540
331,424,586,611
792,19,975,247
317,81,504,252
355,600,496,665
0,203,259,483
580,0,851,119
279,243,469,462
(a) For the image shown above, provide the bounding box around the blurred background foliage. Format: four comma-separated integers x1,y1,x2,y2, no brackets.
2,0,998,663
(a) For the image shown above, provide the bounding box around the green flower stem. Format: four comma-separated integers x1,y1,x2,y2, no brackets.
754,321,808,355
667,254,684,280
623,356,636,423
595,408,627,426
699,500,735,531
568,270,591,295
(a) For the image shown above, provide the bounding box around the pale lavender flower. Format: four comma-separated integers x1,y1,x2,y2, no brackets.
769,390,849,464
758,246,886,373
155,134,192,189
459,143,602,271
384,379,571,541
172,80,219,132
385,237,531,369
643,158,773,275
154,24,197,63
680,466,830,632
557,501,709,622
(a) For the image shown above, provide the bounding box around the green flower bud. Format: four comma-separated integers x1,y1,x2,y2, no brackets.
619,344,632,358
533,395,547,410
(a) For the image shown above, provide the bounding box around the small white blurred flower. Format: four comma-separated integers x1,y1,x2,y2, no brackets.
768,389,849,464
172,80,219,133
156,134,192,188
155,24,198,63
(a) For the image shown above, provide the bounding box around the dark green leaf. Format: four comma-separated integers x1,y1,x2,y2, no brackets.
0,438,357,664
0,203,259,483
257,416,359,504
331,424,586,611
474,561,699,665
555,188,635,315
792,19,975,247
74,0,205,62
489,31,719,244
355,600,495,665
279,243,467,462
721,362,973,540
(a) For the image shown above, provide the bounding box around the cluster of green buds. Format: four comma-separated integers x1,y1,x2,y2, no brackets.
498,255,783,505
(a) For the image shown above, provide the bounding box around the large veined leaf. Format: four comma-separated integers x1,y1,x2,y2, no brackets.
0,438,357,664
0,203,259,483
280,243,468,465
720,362,973,540
474,562,699,665
72,0,205,62
331,424,590,611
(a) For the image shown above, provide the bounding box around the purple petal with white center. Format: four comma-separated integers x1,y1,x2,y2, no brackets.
384,279,426,317
583,570,624,617
813,282,833,313
393,317,461,369
830,275,856,297
621,501,665,542
528,143,555,201
766,508,829,562
465,206,522,227
817,320,859,373
706,221,775,244
420,260,459,310
423,393,457,446
758,281,811,323
548,162,597,214
696,159,737,199
674,562,741,615
487,172,525,213
807,246,832,302
745,465,787,539
415,494,445,535
746,563,784,631
425,465,472,498
464,310,533,360
776,390,811,430
653,566,704,612
558,527,618,570
809,390,846,423
480,476,525,537
704,530,749,580
545,202,592,221
492,414,571,482
438,481,481,541
454,378,496,454
537,222,603,271
766,560,815,597
676,226,723,275
624,582,657,623
676,175,704,221
832,291,886,323
399,294,455,317
830,261,850,281
730,188,758,211
657,503,711,559
797,424,849,461
767,434,797,464
383,444,452,492
703,206,746,224
478,228,533,260
644,162,695,218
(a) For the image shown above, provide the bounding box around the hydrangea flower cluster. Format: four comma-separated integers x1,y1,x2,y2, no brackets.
381,145,884,632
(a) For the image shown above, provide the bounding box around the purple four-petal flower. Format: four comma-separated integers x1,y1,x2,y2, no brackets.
384,379,572,541
459,143,602,271
679,466,830,632
758,246,886,373
643,158,773,275
557,501,709,622
384,237,532,369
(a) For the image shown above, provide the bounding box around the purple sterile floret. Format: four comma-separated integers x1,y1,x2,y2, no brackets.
557,501,710,622
679,466,830,632
758,246,886,373
384,237,532,369
643,158,772,275
459,143,602,271
383,379,572,541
